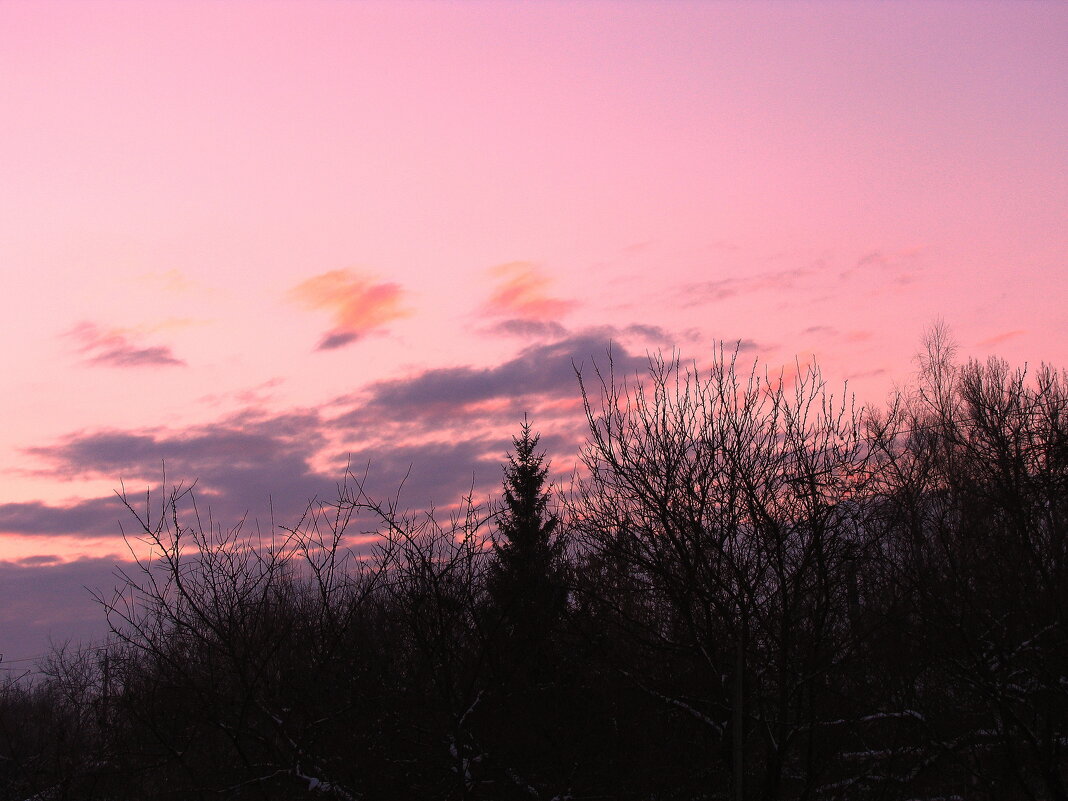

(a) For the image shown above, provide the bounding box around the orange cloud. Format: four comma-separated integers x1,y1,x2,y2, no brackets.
485,262,575,321
289,270,408,350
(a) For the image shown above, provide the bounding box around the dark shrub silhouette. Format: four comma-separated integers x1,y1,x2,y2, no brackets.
2,332,1065,800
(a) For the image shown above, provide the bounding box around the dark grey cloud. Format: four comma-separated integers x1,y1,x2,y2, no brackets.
65,322,185,368
15,555,62,566
0,496,125,537
317,330,361,351
621,324,673,343
91,345,184,367
10,334,647,544
13,407,525,542
855,251,889,272
338,438,507,510
490,319,570,339
0,442,542,664
0,441,529,666
348,333,646,424
27,412,324,478
2,334,659,663
17,412,333,537
0,557,118,667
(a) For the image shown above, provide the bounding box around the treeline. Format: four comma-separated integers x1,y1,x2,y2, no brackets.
2,333,1067,800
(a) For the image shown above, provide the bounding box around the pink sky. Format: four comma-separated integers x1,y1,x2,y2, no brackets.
1,0,1066,663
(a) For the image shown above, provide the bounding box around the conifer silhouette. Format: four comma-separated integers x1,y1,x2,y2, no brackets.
488,417,565,640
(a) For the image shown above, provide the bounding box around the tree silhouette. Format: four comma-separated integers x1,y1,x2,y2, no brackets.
4,335,1066,800
482,419,572,798
487,417,565,632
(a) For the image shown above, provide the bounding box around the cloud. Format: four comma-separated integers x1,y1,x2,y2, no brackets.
317,330,361,350
682,266,812,306
344,332,646,426
11,413,518,560
976,329,1025,347
65,322,185,368
197,378,286,410
847,249,923,286
622,324,673,343
489,319,570,339
485,262,576,321
137,268,197,295
0,496,125,537
845,368,888,380
338,438,508,508
13,332,651,553
19,410,334,534
0,556,126,664
27,411,322,478
3,330,655,658
845,330,874,343
0,443,513,661
289,270,408,350
16,555,63,566
16,406,509,543
483,320,690,359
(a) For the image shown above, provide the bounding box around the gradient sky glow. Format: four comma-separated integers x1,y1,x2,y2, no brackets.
2,0,1066,663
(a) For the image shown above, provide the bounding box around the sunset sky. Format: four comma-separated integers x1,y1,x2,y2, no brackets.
2,0,1066,665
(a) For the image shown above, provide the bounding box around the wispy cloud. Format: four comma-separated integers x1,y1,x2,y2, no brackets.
489,319,570,339
65,322,185,368
848,249,924,286
621,323,679,344
289,270,408,351
682,266,812,306
976,329,1025,347
484,262,575,322
136,268,198,294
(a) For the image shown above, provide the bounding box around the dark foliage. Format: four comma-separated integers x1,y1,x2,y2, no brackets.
2,333,1066,800
487,416,565,631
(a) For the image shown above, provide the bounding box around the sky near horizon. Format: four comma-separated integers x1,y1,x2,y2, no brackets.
2,0,1066,663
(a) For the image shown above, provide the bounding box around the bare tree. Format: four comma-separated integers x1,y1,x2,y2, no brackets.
9,330,1063,801
572,346,882,800
96,477,386,799
0,643,112,801
866,328,1068,799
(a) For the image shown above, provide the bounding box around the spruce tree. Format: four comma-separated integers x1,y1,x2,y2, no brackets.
485,419,572,792
488,418,565,640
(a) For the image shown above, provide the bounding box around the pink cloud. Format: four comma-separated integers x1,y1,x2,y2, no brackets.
485,262,576,321
65,322,185,368
976,329,1026,347
682,267,813,306
289,270,408,350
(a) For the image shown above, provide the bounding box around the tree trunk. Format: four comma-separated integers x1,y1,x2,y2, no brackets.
733,615,746,801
